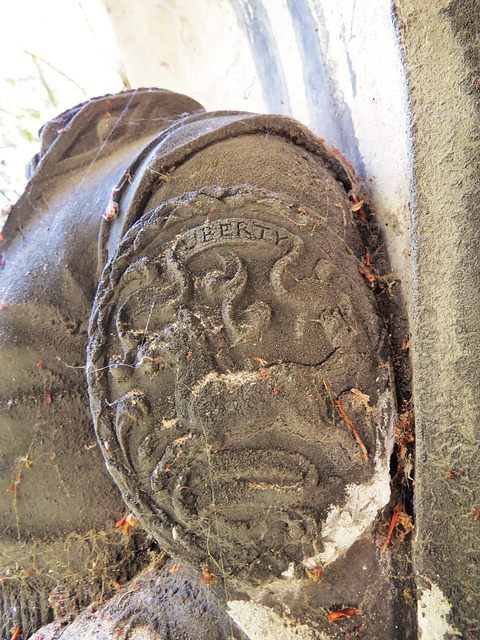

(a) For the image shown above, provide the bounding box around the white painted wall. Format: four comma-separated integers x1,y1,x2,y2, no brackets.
99,0,413,305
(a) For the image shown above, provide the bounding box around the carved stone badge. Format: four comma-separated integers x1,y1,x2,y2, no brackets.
87,184,393,585
0,88,414,639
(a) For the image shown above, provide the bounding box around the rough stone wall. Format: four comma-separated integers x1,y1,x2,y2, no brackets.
399,0,480,636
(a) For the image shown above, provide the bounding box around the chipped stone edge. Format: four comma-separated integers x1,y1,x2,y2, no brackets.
227,388,395,639
417,579,461,639
227,600,331,640
304,387,395,569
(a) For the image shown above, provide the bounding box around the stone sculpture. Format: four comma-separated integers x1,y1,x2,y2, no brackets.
0,89,413,639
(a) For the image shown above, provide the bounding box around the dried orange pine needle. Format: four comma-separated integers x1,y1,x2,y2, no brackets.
381,503,403,553
116,512,138,534
201,568,218,585
358,263,376,285
305,565,323,582
351,196,365,221
170,563,181,574
116,514,128,528
10,627,22,640
333,400,368,460
328,608,360,621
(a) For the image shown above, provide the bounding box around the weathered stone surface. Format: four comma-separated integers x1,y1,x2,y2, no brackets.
0,89,205,639
28,562,248,640
0,89,413,639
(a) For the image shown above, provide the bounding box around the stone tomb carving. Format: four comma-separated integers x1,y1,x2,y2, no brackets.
0,89,413,639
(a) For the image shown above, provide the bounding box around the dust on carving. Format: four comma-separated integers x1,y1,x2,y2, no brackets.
87,185,390,586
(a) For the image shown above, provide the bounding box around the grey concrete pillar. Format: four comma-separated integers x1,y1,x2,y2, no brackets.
400,0,480,636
